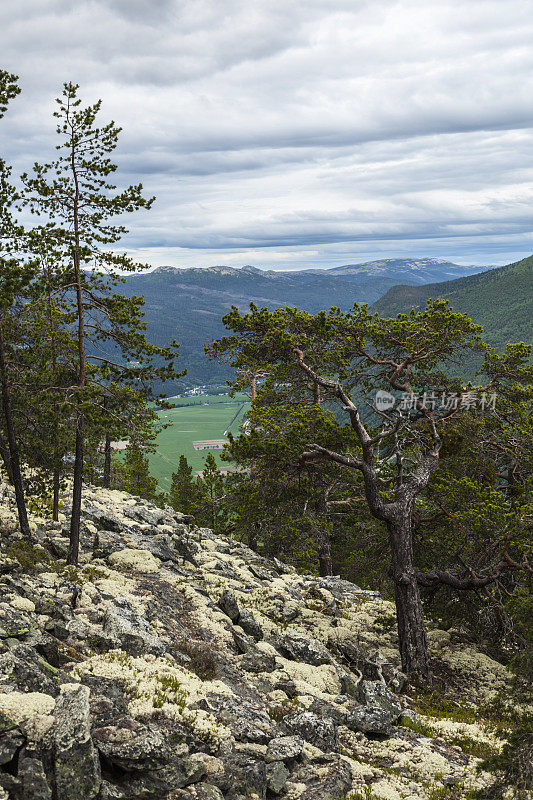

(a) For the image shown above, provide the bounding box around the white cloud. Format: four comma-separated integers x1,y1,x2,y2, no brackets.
2,0,532,268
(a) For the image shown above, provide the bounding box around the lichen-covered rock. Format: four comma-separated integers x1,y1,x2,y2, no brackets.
266,760,290,794
274,630,332,666
200,694,278,744
103,602,165,656
293,757,353,799
54,683,101,800
117,758,206,797
237,609,263,642
241,650,276,673
0,725,24,765
266,735,304,763
171,786,225,800
92,716,173,770
0,484,511,799
360,679,401,708
220,752,267,799
18,756,52,800
283,711,338,753
346,705,399,734
217,590,240,622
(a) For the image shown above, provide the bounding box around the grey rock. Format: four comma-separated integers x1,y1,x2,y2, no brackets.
0,773,21,799
266,761,290,794
122,758,206,797
217,590,240,622
221,753,267,799
275,630,332,665
103,602,165,657
19,756,52,800
241,650,276,673
266,735,304,763
0,643,64,696
333,635,366,667
283,711,338,752
358,680,402,717
199,694,277,744
170,786,225,800
0,606,33,639
346,705,399,734
231,628,254,654
238,609,263,642
295,757,353,799
92,717,171,770
309,697,351,725
54,683,101,800
0,726,24,765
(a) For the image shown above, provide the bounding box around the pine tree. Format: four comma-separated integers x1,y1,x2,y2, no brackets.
169,455,203,516
199,453,225,533
21,83,181,564
0,69,35,538
113,441,157,501
208,300,496,681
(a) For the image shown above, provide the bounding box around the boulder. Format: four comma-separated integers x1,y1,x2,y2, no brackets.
266,761,290,794
18,756,52,800
275,630,332,665
92,717,172,770
54,683,101,800
0,725,24,765
103,601,165,657
295,757,353,799
120,758,206,797
220,752,267,799
358,680,402,716
217,590,240,622
266,735,304,763
199,694,277,744
0,643,64,696
283,711,338,752
237,609,263,642
241,650,276,673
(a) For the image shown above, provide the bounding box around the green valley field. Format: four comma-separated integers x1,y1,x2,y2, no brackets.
147,394,250,490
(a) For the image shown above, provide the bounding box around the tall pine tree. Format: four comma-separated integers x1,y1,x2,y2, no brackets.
22,83,181,564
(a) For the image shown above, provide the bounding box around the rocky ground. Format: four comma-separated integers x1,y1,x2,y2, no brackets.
0,483,516,799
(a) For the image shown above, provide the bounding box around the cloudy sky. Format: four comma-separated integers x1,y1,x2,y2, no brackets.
2,0,533,270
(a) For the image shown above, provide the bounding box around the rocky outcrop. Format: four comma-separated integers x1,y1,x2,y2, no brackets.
0,483,508,799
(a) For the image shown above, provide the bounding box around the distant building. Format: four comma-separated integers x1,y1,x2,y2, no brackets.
192,439,228,451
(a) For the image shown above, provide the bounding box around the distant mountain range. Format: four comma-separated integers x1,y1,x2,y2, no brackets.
373,254,532,353
118,258,492,391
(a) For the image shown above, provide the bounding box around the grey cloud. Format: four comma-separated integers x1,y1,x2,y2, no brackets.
1,0,532,267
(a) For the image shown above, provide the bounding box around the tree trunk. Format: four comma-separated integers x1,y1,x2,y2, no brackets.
68,137,86,567
0,430,14,483
387,511,431,681
103,435,111,488
67,419,84,564
318,548,333,577
52,465,60,522
0,326,31,539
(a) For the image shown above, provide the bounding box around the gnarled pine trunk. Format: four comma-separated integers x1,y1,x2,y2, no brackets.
387,509,431,682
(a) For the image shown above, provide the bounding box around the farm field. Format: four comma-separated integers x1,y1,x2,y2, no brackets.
147,394,250,490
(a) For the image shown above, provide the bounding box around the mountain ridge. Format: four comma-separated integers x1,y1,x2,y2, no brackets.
119,258,492,391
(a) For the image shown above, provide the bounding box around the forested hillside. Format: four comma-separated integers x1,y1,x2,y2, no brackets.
373,255,532,351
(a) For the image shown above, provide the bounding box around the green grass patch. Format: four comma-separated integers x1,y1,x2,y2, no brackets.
148,393,250,489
